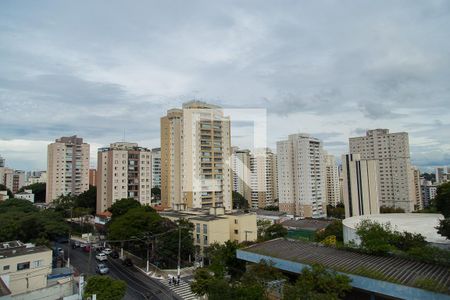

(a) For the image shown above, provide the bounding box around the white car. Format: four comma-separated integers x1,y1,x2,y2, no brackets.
102,248,113,255
95,253,107,261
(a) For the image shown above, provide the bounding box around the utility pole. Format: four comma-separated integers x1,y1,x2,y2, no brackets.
146,238,150,273
67,208,72,268
177,225,181,277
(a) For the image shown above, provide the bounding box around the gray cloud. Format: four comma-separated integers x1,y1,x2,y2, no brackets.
0,0,449,170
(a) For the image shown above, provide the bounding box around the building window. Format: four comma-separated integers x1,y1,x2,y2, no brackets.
196,234,200,243
234,229,239,235
32,260,44,268
234,219,238,224
203,224,207,234
196,224,200,233
3,265,9,271
203,235,208,245
17,262,30,270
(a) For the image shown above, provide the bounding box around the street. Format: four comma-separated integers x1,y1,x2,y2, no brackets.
62,245,178,300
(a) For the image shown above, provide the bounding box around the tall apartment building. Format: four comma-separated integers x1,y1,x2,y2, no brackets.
96,142,152,213
46,136,90,203
421,179,437,208
435,166,449,185
89,169,97,187
342,154,379,218
1,168,25,194
231,147,252,205
277,134,326,218
161,101,232,210
324,153,341,207
349,129,414,212
410,166,422,210
250,148,278,209
151,148,161,188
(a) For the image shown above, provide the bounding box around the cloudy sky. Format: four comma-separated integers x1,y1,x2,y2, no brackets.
1,0,449,172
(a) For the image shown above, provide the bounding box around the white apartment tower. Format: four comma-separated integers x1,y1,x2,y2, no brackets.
96,142,152,213
250,148,278,209
161,101,232,210
46,136,90,203
342,154,379,218
277,134,326,218
152,148,161,188
349,129,414,212
231,147,252,205
324,153,341,207
435,167,449,185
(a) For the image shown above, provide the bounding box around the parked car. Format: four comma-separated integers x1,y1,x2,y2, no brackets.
96,263,109,275
102,248,113,255
95,253,108,261
83,245,91,253
110,251,119,259
122,258,133,267
71,241,80,249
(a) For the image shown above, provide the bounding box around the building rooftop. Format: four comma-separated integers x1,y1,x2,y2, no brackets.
0,242,51,259
281,219,332,231
343,213,449,245
253,209,287,217
241,238,450,292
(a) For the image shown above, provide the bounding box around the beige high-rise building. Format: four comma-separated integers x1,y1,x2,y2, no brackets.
435,166,449,185
349,129,414,212
89,169,97,187
231,147,252,205
410,166,422,210
324,153,341,207
342,154,379,218
96,142,152,213
1,168,25,194
151,148,161,188
277,134,326,218
46,136,90,203
161,101,232,210
250,148,278,209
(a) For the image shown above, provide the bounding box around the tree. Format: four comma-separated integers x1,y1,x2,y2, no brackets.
206,240,246,279
257,219,272,241
435,182,450,218
241,259,285,286
263,224,288,241
264,205,279,211
315,220,343,243
380,206,405,213
84,275,126,300
74,186,96,213
191,267,214,296
18,183,46,203
107,206,161,241
0,198,38,214
327,203,345,219
0,184,13,198
108,198,141,218
151,187,161,198
232,191,248,209
356,220,395,254
52,194,76,213
437,218,450,239
283,264,352,300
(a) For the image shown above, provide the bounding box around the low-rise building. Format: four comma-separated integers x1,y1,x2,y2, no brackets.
0,241,52,295
0,191,8,202
252,209,289,224
14,189,34,203
159,208,257,254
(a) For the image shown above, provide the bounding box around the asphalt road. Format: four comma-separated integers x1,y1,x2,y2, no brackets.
62,245,178,300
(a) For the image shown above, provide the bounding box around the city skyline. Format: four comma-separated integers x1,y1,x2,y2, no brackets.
1,1,450,171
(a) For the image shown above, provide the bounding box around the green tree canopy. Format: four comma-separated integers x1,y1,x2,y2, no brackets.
437,218,450,239
263,223,288,241
264,205,279,211
315,220,344,243
18,182,46,203
283,264,352,300
108,197,141,218
327,203,345,219
435,182,450,218
0,199,69,244
206,240,246,279
84,275,126,300
232,191,249,209
380,206,405,213
74,186,96,213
